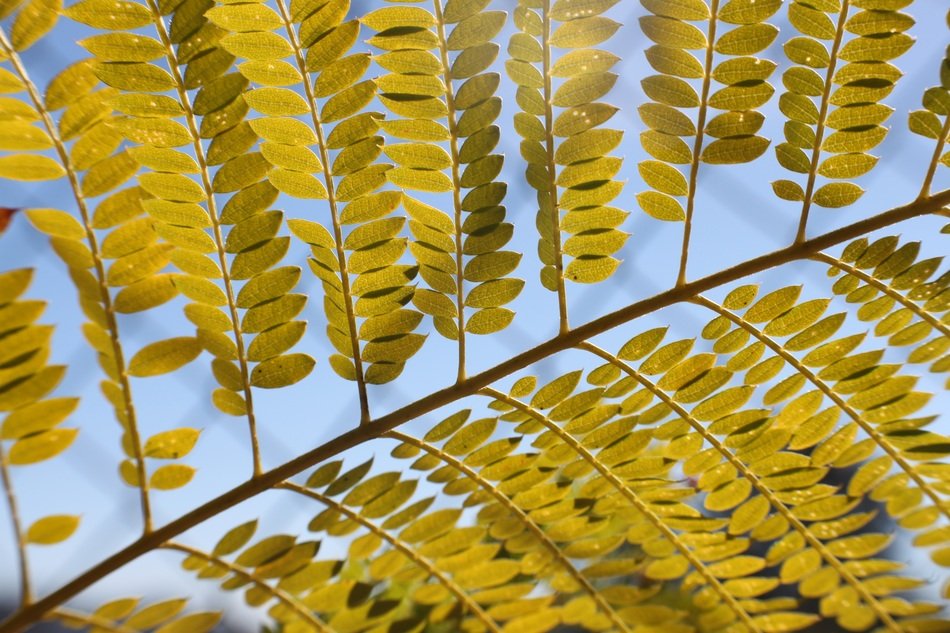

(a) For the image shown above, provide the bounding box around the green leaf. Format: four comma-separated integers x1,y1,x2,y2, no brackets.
1,397,78,440
772,179,805,201
79,33,165,62
128,338,202,377
154,613,221,633
26,514,80,545
10,0,60,52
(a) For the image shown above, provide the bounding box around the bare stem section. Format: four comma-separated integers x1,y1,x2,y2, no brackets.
0,444,29,606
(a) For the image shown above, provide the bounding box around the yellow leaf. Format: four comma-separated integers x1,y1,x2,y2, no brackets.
26,514,80,545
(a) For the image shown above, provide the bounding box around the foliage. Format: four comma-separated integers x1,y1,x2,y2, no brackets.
0,0,949,632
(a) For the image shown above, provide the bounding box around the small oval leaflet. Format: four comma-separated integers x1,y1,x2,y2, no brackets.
26,514,80,545
250,353,316,389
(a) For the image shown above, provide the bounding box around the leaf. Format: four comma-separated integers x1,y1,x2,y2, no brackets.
637,191,685,221
550,17,620,48
144,428,200,459
813,182,865,208
63,0,151,29
26,515,80,545
24,209,85,239
154,612,221,633
250,354,315,389
128,338,202,377
150,464,196,490
701,136,770,164
8,428,78,465
0,155,64,181
212,520,258,557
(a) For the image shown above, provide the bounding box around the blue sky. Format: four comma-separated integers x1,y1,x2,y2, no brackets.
0,0,947,626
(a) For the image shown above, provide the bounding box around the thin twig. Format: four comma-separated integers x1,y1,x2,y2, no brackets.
0,28,153,530
48,608,139,633
279,482,500,632
542,0,569,331
273,0,370,424
0,443,30,606
677,0,719,287
796,0,851,244
143,0,263,475
579,342,902,632
479,386,761,633
386,430,632,633
813,252,950,339
693,294,950,522
163,541,329,632
918,111,950,200
433,0,469,381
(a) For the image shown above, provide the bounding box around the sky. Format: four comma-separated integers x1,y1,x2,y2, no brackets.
0,0,948,629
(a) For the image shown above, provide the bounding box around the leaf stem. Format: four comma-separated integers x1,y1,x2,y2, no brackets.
386,430,631,633
479,385,760,633
813,252,950,339
2,189,947,633
144,0,263,473
48,609,138,633
273,0,370,424
918,112,950,200
278,482,500,632
0,29,153,531
0,443,30,606
433,0,469,381
543,0,569,331
796,0,851,244
677,0,719,287
163,541,329,632
579,342,902,632
692,293,950,524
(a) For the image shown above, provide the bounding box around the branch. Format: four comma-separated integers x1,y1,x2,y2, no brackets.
278,482,499,632
144,0,263,475
691,294,950,522
2,190,947,632
386,430,631,633
0,443,29,605
163,541,329,632
0,28,152,531
812,252,950,339
478,386,760,633
578,342,902,632
678,0,720,286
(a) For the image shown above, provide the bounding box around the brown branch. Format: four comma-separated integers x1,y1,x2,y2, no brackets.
1,190,948,632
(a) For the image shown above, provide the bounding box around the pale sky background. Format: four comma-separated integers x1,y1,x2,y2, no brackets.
0,0,948,629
